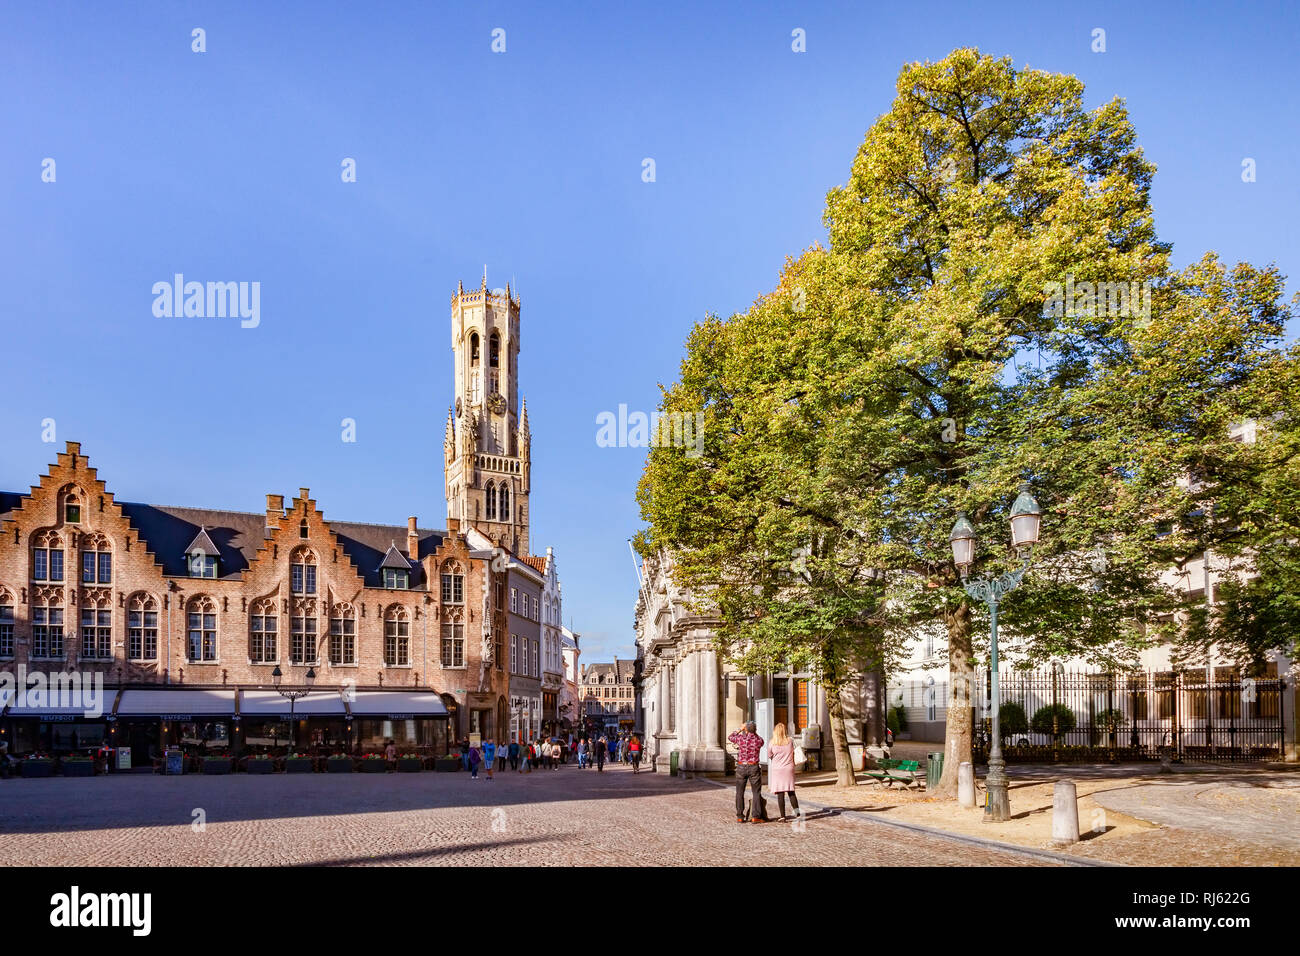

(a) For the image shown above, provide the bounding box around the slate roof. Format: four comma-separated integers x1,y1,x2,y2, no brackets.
117,502,267,580
184,526,221,557
0,492,23,523
584,660,635,684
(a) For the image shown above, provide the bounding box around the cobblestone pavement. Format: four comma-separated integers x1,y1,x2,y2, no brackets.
0,762,1055,866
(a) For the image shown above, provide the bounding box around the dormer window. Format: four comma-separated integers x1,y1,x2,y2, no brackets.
379,543,411,590
65,502,81,524
184,526,220,579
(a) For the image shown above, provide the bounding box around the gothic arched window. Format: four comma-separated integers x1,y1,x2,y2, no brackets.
384,605,410,666
250,598,278,663
499,483,510,521
329,603,356,665
127,593,159,661
489,332,500,368
470,332,480,366
290,547,317,595
187,595,218,662
485,481,497,520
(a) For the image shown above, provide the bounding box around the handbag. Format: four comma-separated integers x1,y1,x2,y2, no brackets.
793,745,807,769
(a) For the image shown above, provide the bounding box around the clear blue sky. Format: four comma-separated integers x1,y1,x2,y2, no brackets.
2,1,1297,664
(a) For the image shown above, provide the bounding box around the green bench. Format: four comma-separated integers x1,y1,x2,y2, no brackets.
863,758,922,788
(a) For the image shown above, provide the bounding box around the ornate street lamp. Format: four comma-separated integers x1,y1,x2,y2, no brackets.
950,483,1043,823
271,665,316,755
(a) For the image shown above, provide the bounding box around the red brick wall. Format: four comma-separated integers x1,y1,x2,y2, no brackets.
0,443,508,728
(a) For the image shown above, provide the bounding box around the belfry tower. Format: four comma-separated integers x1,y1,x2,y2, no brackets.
444,273,531,554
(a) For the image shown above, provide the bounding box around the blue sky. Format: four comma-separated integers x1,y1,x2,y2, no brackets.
2,1,1297,664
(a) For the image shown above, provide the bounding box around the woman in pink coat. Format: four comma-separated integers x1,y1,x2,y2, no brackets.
767,722,800,821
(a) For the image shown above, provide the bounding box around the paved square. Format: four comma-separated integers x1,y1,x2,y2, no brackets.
0,763,1055,866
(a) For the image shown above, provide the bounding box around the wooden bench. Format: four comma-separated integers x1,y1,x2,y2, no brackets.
863,758,922,788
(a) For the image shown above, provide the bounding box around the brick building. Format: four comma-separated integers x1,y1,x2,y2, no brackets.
0,276,568,763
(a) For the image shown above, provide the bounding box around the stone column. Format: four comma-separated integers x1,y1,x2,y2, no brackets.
703,649,720,747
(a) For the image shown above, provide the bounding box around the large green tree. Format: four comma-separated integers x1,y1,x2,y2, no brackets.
638,49,1295,795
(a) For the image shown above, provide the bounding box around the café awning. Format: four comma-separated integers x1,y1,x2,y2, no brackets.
347,691,450,718
116,689,237,719
239,689,347,717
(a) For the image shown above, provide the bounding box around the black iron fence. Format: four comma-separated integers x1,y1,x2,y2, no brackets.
970,668,1286,763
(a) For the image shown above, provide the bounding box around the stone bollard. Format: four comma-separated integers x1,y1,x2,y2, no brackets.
1052,780,1080,846
958,761,976,808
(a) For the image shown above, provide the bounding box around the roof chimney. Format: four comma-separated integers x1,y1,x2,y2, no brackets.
407,516,419,560
266,494,284,530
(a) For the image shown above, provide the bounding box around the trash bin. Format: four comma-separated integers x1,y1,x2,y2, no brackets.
670,750,680,777
926,751,944,791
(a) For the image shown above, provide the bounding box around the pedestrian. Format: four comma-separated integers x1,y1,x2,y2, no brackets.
460,738,470,772
729,720,765,823
594,736,606,772
384,738,397,772
508,738,520,772
767,722,800,822
468,742,482,780
569,738,577,764
629,734,642,773
524,740,535,773
483,738,496,781
577,738,587,769
551,739,562,769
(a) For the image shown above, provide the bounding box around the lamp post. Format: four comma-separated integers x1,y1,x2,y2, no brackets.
271,665,316,755
950,483,1043,823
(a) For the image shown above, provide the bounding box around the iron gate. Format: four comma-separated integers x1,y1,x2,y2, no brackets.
971,669,1286,763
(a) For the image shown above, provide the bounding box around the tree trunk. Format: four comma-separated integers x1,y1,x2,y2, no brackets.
827,687,856,787
934,601,973,799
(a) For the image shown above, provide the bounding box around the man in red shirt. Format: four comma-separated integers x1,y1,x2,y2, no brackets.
728,721,765,823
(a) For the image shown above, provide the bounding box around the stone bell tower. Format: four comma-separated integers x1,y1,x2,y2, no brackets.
444,272,531,554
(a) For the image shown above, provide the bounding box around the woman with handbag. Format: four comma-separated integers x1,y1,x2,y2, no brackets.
767,723,801,822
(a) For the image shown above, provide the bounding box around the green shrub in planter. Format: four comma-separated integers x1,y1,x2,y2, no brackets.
434,756,460,772
398,756,424,773
285,756,314,774
327,756,354,773
360,754,388,773
246,756,275,774
202,756,233,775
61,756,96,777
1030,704,1076,740
21,758,55,778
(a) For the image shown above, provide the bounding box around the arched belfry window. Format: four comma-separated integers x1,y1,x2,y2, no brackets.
489,332,500,369
499,483,510,521
470,332,480,366
485,481,497,520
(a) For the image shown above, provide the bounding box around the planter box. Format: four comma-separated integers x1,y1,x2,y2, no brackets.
434,758,460,773
360,759,388,773
21,760,55,778
398,758,423,773
202,758,233,775
327,758,354,773
246,760,276,774
285,759,314,774
61,761,96,777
